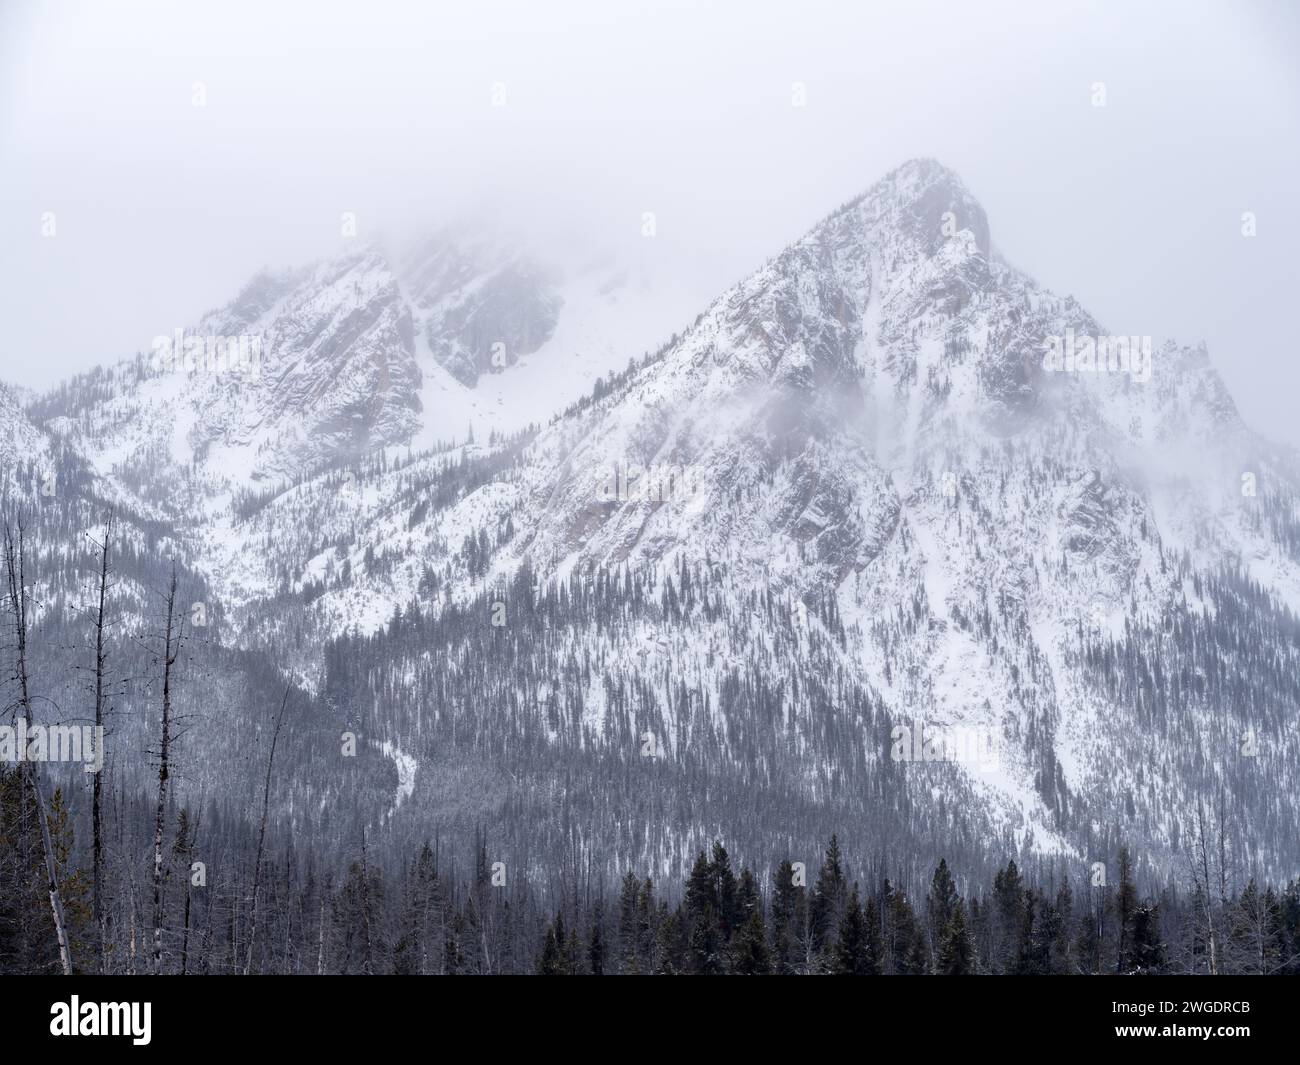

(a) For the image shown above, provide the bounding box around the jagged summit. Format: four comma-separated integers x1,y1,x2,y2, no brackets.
851,157,991,259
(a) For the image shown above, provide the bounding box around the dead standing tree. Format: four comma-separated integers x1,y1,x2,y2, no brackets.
151,562,185,975
244,684,290,974
86,513,115,972
1186,784,1232,975
3,518,74,975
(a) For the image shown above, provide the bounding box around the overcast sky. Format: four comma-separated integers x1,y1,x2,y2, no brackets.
2,0,1297,443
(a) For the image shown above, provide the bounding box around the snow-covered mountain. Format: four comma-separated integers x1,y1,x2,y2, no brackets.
10,159,1300,885
32,223,694,489
0,382,45,478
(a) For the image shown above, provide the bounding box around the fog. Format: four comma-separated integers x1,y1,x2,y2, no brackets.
2,0,1297,443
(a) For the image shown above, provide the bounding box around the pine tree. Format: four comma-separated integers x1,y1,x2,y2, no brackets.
886,880,926,974
1049,879,1075,975
771,859,807,974
711,841,739,941
810,835,847,965
937,898,974,975
1116,846,1137,973
636,879,657,971
564,921,583,975
834,884,870,974
588,903,607,975
538,916,565,975
863,894,885,975
653,904,686,975
684,850,721,973
927,858,958,956
617,871,641,973
993,860,1026,974
728,908,772,975
1129,905,1164,973
687,901,722,974
46,788,92,969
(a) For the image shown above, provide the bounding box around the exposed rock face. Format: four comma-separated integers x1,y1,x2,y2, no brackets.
401,233,562,386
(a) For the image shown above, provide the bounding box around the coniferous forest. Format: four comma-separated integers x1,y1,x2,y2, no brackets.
5,772,1300,975
0,498,1296,978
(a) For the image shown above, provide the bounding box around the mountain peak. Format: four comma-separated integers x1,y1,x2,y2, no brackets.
859,157,991,260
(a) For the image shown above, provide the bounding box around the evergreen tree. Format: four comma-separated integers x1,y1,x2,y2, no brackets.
653,904,686,975
862,894,885,976
617,871,641,973
711,841,739,941
685,850,722,973
771,859,807,974
729,908,772,975
885,880,926,974
993,861,1027,974
810,835,848,963
1116,846,1138,973
588,903,607,976
636,879,657,971
937,898,974,975
927,858,959,957
538,916,565,975
834,884,871,975
1048,879,1075,975
1129,905,1164,974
